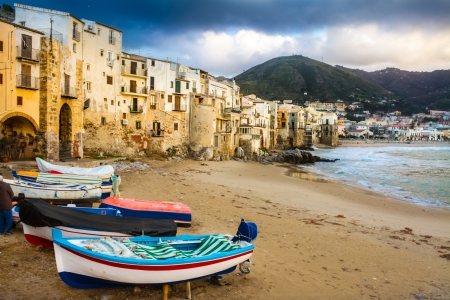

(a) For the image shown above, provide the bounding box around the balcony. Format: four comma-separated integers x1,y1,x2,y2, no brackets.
151,129,164,137
121,85,148,95
172,104,187,112
61,86,78,99
16,74,39,90
109,36,115,45
106,58,114,67
16,46,40,62
72,29,80,41
129,105,144,113
121,66,147,77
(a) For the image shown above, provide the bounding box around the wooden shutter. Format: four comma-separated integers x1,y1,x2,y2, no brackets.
131,62,137,75
0,41,3,51
130,80,136,93
0,73,3,84
150,77,154,90
175,81,181,93
168,95,172,103
21,64,31,87
17,96,23,105
132,98,138,111
175,95,181,110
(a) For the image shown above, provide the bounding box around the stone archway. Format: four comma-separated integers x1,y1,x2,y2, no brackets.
0,114,39,159
59,103,72,158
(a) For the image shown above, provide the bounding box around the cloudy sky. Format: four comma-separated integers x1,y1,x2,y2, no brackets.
12,0,450,76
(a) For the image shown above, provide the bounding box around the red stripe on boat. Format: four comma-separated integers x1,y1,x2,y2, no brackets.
24,234,54,248
102,197,192,214
62,246,253,271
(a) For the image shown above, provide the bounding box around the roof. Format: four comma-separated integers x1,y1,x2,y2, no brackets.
15,3,85,24
0,18,45,35
349,129,367,133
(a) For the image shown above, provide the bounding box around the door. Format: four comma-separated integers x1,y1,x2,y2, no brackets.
153,122,161,136
131,62,137,75
130,80,136,93
174,95,181,110
132,98,138,111
21,64,31,87
21,34,32,59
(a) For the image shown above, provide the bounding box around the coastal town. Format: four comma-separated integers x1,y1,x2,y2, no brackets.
1,3,448,163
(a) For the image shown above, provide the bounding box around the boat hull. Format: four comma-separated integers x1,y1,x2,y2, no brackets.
54,242,253,288
100,197,192,227
23,223,132,248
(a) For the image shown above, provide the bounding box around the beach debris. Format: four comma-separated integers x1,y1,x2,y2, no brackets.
109,161,152,172
35,245,43,252
440,254,450,260
399,227,414,235
133,286,141,294
389,236,405,240
302,219,324,225
440,246,450,250
10,261,18,267
335,214,346,218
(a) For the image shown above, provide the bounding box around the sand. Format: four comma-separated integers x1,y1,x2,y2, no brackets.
1,158,449,300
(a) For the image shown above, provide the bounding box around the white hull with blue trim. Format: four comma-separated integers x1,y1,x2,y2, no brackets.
52,219,257,288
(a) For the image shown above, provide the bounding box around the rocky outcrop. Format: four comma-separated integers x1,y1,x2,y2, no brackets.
234,149,338,165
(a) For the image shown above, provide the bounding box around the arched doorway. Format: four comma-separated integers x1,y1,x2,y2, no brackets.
0,114,39,160
59,103,72,158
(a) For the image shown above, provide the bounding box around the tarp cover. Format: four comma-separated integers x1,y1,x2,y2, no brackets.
18,200,177,237
36,158,114,178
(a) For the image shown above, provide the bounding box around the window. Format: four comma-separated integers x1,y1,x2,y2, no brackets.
150,77,154,90
110,100,114,105
123,99,126,104
101,117,106,126
86,82,91,91
142,63,145,69
168,95,172,103
282,122,286,128
19,21,25,26
86,64,90,71
151,60,155,66
109,30,114,44
117,100,120,106
0,41,3,51
0,73,2,84
73,43,77,52
100,49,104,56
122,60,125,66
170,81,173,88
150,95,156,109
104,98,107,102
136,121,141,129
107,51,113,62
174,123,178,131
17,96,23,105
97,28,101,35
186,82,189,90
107,76,112,85
122,113,127,119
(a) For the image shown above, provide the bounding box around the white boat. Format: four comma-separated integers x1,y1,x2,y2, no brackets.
5,179,102,200
52,219,257,289
36,157,114,178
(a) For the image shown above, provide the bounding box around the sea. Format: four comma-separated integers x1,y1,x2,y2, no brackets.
299,145,450,208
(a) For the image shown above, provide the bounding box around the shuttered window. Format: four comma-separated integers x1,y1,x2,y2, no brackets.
17,96,23,105
0,41,3,51
107,76,113,85
0,73,3,84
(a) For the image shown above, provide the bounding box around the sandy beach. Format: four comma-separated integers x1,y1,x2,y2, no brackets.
1,158,450,300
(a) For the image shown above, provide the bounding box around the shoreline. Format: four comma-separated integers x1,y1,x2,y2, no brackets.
1,158,450,299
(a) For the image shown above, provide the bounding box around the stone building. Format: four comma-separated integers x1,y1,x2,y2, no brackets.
13,4,85,161
0,19,43,159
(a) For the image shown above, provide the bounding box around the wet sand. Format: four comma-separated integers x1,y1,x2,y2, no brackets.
1,158,450,299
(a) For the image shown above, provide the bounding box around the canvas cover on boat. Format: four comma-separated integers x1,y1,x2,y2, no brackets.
36,158,114,178
37,173,103,186
18,200,177,237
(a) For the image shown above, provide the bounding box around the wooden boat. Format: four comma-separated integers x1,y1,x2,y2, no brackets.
99,197,192,227
5,179,103,203
52,219,257,289
12,170,119,199
18,199,177,248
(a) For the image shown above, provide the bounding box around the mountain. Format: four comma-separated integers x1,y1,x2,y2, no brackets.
335,66,450,110
234,55,390,105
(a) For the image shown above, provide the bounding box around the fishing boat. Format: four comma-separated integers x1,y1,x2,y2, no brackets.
12,170,119,199
100,197,192,227
52,219,257,289
5,179,103,204
18,199,177,248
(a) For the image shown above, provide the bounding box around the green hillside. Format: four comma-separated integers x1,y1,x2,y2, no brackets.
235,55,390,104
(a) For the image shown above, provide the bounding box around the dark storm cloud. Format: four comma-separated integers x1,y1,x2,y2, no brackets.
15,0,450,42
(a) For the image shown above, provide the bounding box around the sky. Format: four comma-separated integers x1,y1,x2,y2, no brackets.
9,0,450,77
